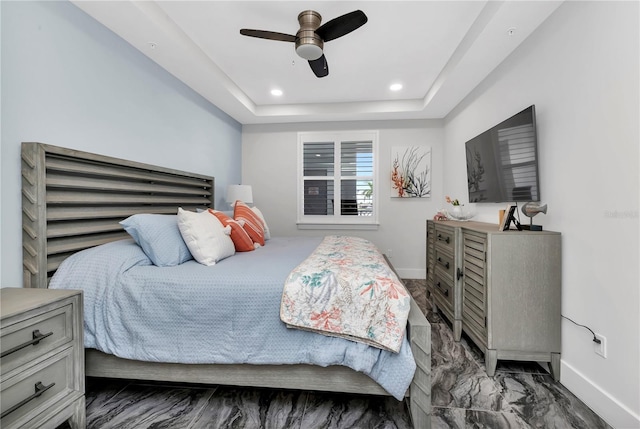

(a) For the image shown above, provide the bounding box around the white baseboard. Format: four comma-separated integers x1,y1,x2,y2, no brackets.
394,268,425,279
561,360,640,429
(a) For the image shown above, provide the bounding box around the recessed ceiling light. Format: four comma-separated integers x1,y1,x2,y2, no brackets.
390,83,403,91
271,89,283,96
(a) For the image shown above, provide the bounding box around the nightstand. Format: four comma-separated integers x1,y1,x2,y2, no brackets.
1,288,85,429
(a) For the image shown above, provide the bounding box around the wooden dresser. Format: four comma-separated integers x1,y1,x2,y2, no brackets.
1,288,85,429
426,220,562,380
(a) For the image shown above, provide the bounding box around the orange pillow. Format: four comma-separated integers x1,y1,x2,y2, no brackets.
208,209,255,252
233,201,265,246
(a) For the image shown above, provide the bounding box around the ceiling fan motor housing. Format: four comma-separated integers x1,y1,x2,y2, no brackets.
295,10,324,60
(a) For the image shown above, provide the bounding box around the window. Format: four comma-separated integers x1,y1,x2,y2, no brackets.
297,131,378,229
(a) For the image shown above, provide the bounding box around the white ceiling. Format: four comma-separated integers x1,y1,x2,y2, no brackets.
71,1,563,125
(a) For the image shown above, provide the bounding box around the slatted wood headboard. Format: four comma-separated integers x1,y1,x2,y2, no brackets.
21,142,215,288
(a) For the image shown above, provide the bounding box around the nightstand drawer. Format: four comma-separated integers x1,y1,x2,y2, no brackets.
1,348,74,429
1,305,74,376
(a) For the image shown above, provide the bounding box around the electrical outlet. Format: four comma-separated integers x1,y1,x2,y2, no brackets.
594,333,607,358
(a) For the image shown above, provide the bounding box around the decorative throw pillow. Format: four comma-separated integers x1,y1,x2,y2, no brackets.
177,208,235,266
209,209,256,252
250,206,271,240
233,201,265,246
120,214,192,267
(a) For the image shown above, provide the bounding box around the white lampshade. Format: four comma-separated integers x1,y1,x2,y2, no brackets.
226,184,253,206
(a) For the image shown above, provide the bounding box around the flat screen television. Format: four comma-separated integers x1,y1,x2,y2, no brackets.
465,105,540,203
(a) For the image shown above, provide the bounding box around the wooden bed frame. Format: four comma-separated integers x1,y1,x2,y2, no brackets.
21,142,431,428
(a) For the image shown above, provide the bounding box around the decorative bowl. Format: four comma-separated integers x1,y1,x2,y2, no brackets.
445,209,476,221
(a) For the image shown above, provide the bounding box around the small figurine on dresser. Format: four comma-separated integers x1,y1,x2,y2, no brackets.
433,211,448,221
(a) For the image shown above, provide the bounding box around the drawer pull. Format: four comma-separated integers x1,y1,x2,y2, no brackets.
457,268,463,280
1,330,53,358
436,234,450,244
1,381,55,419
437,257,450,269
435,282,449,297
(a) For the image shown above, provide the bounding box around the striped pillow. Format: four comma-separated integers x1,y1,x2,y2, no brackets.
209,209,256,252
233,201,265,246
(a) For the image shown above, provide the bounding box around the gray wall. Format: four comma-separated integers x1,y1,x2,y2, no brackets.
0,1,242,286
443,2,639,427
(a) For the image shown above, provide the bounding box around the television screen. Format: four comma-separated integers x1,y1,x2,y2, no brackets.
465,105,540,203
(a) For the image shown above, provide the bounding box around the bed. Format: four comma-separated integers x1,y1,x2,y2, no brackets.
20,142,431,428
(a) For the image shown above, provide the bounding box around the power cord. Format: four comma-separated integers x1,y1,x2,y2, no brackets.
562,315,602,344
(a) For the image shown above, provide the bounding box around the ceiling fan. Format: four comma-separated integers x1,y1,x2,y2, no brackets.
240,10,368,78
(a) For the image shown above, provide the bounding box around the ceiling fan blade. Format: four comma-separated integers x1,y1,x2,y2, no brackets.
315,10,367,42
239,29,296,43
309,55,329,78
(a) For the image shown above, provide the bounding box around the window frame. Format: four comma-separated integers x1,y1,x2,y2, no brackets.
297,130,379,230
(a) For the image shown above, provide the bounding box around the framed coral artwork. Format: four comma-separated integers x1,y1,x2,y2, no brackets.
391,146,431,198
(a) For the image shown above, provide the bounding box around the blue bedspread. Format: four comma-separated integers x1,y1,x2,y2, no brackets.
49,237,416,399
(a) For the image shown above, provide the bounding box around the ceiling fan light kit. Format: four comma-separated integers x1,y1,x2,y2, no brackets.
240,9,368,78
296,44,323,61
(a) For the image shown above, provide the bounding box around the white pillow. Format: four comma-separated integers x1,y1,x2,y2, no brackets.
177,208,235,266
251,206,271,240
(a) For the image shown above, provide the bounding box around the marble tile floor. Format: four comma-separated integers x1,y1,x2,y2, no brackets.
56,279,611,429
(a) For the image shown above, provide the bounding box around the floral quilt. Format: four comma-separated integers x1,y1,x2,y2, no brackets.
280,235,410,353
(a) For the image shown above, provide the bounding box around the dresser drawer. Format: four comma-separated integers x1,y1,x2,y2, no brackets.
434,226,455,252
434,248,454,279
1,348,75,429
433,273,454,310
1,305,74,376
